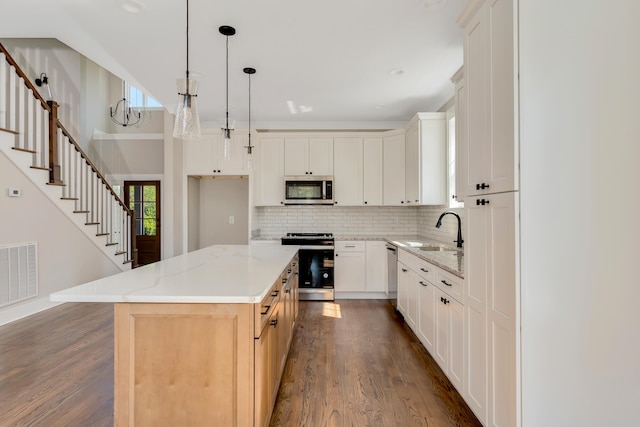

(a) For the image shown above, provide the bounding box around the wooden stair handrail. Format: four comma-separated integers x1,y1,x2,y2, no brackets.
1,42,137,267
56,121,130,213
0,42,130,216
0,43,51,113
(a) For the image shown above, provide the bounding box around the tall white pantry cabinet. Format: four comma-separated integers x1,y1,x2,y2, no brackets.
457,0,520,426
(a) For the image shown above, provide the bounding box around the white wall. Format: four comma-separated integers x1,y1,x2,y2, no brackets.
188,177,249,250
519,1,640,426
0,146,121,325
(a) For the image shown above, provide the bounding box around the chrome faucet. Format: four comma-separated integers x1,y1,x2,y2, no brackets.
435,211,464,248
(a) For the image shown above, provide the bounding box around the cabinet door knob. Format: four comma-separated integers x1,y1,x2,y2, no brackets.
441,279,453,287
270,318,278,327
402,268,408,273
364,201,368,204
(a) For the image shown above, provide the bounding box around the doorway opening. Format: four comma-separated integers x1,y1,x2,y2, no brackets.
124,181,161,265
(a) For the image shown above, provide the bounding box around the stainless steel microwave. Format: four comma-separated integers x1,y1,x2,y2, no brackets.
284,176,333,205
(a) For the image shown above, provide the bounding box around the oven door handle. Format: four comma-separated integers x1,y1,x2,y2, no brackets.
298,245,335,250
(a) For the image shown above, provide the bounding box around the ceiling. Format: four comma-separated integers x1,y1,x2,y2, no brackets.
1,0,467,130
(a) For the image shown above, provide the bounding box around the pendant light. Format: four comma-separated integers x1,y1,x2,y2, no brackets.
243,67,256,170
173,0,201,139
219,25,236,159
110,81,141,127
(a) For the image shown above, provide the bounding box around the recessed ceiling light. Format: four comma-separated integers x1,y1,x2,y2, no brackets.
388,68,404,76
121,0,145,13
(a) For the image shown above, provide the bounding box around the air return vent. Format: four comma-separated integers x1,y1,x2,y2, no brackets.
0,242,38,308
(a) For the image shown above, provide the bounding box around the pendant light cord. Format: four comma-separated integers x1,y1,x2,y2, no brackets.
186,0,190,81
225,35,229,129
248,71,251,146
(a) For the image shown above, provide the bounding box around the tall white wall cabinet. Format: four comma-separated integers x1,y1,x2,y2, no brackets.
457,0,520,425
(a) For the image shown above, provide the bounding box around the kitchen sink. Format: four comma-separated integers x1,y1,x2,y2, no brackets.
419,246,457,252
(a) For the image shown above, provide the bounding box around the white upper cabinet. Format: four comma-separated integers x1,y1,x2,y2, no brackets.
459,0,518,198
363,137,383,206
333,138,363,206
284,137,333,176
382,131,406,206
452,69,467,202
405,113,447,205
255,137,285,206
185,131,248,175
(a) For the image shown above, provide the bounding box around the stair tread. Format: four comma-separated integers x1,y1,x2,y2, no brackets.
85,222,100,225
60,197,79,201
46,182,66,187
105,242,119,247
123,259,133,264
0,127,19,135
96,233,109,237
115,251,126,255
12,147,36,154
30,166,51,171
73,210,89,213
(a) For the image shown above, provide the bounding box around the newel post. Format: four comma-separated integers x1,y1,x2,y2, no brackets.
47,100,63,185
130,209,138,268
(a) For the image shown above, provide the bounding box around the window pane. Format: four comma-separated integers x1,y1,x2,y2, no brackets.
143,185,156,202
143,202,156,220
143,219,157,236
129,85,144,108
135,219,144,235
146,96,162,108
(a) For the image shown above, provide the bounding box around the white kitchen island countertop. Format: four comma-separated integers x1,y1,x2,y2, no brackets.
50,245,299,304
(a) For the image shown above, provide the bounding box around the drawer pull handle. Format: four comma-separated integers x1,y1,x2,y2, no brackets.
261,305,271,315
272,290,280,296
402,268,408,273
476,183,490,190
345,245,356,248
441,280,453,287
270,318,278,327
419,281,428,287
420,268,429,273
476,198,490,206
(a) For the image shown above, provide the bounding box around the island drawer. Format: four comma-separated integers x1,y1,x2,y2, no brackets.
255,279,281,337
399,250,436,283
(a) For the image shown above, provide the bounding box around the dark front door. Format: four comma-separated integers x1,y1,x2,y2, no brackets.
124,181,161,265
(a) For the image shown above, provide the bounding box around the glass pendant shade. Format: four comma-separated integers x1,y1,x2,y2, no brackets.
173,78,201,139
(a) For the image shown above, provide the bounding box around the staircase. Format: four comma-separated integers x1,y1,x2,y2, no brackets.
0,43,137,270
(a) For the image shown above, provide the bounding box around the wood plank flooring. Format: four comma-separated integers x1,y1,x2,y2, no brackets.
270,300,480,427
0,300,480,427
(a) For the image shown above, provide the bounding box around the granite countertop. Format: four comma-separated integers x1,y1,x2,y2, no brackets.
383,235,464,278
252,234,464,278
50,245,299,304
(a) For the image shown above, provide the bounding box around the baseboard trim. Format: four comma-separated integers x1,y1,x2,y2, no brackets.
0,296,64,327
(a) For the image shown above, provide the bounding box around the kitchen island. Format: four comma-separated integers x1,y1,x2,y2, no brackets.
51,245,300,427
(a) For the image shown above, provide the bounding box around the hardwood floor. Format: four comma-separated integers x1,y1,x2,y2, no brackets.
0,300,480,427
0,302,114,426
270,300,480,427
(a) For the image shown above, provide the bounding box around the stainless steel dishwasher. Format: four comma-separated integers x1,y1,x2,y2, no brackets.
385,243,398,308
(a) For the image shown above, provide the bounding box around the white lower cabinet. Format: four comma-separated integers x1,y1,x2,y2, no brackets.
336,241,390,298
365,241,387,293
399,250,465,396
417,275,436,354
334,241,366,293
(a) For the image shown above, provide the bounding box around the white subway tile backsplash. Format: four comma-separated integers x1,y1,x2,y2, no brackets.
255,205,465,245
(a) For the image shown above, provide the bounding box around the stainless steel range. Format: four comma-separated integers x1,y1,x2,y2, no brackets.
281,232,334,301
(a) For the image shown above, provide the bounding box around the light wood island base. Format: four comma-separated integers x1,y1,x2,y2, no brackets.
113,255,298,427
114,302,254,426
